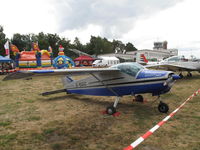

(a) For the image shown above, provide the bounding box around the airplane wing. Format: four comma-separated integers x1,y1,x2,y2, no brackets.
146,63,197,72
3,68,120,81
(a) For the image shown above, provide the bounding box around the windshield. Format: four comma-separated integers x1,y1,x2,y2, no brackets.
163,56,185,62
111,62,144,77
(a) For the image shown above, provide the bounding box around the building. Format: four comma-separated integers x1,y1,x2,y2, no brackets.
137,41,178,61
136,49,178,61
153,41,168,50
99,41,178,62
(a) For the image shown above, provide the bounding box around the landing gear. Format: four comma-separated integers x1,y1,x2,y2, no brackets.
153,96,169,113
187,72,192,77
158,101,169,113
106,106,116,115
135,95,144,102
106,97,120,115
179,73,183,78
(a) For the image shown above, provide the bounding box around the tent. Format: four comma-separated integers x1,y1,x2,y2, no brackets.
0,56,14,72
0,55,12,62
74,55,95,66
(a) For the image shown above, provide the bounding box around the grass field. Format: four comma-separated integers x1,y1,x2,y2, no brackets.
0,72,200,150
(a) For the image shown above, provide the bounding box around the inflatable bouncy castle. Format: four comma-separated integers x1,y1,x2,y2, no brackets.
53,45,75,69
10,43,53,69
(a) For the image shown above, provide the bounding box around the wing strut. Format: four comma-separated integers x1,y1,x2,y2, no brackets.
90,73,122,115
90,73,119,96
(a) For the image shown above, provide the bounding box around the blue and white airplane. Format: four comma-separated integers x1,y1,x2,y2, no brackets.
4,62,180,115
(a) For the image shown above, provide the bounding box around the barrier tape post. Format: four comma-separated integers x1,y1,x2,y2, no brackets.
124,89,200,150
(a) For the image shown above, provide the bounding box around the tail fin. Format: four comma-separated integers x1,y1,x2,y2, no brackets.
140,54,148,63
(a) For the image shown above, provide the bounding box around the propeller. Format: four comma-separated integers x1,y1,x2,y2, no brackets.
163,74,181,87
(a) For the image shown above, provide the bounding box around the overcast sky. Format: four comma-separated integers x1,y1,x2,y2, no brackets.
1,0,200,58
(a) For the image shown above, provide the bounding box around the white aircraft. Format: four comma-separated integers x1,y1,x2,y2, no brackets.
146,56,200,78
3,62,180,115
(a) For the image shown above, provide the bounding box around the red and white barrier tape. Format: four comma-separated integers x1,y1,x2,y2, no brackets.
0,69,17,73
124,89,200,150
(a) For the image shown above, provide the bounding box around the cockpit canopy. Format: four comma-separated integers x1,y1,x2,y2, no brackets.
163,55,187,62
111,62,144,77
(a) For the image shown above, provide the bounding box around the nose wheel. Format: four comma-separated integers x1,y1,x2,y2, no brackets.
158,101,169,113
135,95,144,102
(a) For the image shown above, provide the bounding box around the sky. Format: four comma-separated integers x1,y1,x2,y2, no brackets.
0,0,200,58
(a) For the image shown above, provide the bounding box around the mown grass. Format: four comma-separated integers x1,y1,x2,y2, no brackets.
0,72,200,150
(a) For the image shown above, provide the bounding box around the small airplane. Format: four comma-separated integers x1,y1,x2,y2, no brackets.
3,62,180,115
146,55,200,78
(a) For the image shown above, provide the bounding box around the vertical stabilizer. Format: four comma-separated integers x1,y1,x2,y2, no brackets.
140,54,148,63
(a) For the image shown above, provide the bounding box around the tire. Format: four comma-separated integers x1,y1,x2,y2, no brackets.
106,106,116,115
135,95,144,102
179,73,183,79
158,102,169,113
187,73,192,77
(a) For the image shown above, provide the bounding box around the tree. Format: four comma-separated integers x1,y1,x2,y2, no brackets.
0,25,138,58
125,42,137,51
59,37,73,58
11,33,31,51
112,40,125,53
37,32,49,50
87,36,103,56
73,37,83,50
0,25,7,56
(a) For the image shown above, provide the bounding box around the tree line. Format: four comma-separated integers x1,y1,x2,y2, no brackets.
0,25,137,59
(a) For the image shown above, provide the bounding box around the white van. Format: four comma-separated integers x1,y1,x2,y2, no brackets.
92,56,120,67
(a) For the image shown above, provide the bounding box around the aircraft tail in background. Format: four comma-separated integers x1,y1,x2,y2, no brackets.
140,54,148,63
137,54,148,65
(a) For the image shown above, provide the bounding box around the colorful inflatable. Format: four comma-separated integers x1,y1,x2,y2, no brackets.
53,45,75,69
11,43,53,69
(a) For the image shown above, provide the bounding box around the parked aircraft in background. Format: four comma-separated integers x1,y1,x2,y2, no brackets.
146,56,200,78
137,54,149,65
4,62,180,115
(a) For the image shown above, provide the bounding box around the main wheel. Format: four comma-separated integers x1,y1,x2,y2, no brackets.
158,102,169,113
135,95,144,102
106,106,116,115
187,72,192,77
179,73,183,79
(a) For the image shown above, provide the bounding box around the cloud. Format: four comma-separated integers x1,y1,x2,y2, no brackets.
0,0,57,37
52,0,183,38
119,0,200,58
